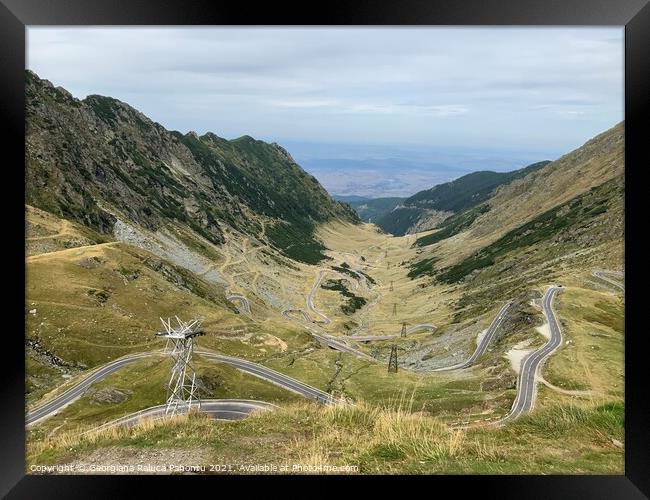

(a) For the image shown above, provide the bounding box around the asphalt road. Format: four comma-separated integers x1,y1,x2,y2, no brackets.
593,270,625,292
27,349,340,426
325,303,508,370
499,287,563,424
298,266,438,356
345,268,368,289
305,267,372,325
310,334,376,361
281,309,312,322
87,399,278,434
288,275,507,368
306,270,331,324
280,307,375,360
26,351,160,426
29,282,507,428
433,302,512,372
226,293,252,314
196,351,340,404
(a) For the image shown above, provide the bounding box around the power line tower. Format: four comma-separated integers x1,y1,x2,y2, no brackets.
384,249,388,258
389,281,394,292
400,322,407,337
156,317,205,416
388,344,398,373
392,303,397,316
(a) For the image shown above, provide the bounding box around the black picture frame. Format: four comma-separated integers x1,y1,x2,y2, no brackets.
2,0,648,497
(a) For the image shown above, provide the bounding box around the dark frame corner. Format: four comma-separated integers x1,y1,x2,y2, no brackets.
1,0,648,497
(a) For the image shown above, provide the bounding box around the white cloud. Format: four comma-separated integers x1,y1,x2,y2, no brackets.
266,99,339,109
345,103,469,116
267,99,468,117
27,27,623,151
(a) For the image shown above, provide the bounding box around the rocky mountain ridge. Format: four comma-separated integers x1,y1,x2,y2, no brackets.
26,70,358,265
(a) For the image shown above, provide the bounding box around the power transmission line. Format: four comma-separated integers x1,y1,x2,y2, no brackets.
155,316,205,416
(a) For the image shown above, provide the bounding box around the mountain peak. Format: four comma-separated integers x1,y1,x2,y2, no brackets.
231,134,257,143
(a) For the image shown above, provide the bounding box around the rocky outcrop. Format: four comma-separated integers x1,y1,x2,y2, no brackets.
406,209,454,234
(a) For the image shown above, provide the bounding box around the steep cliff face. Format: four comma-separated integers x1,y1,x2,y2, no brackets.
25,70,358,264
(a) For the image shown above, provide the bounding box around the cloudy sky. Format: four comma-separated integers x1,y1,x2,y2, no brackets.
27,27,623,196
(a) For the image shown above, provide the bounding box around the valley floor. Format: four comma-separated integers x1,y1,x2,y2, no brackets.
25,210,625,474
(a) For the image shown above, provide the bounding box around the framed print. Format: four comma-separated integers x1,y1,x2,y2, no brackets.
1,0,648,496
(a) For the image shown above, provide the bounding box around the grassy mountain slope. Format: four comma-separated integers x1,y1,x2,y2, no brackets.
429,176,623,284
377,161,550,235
407,122,624,322
26,70,358,265
26,205,112,257
25,208,314,403
411,122,624,273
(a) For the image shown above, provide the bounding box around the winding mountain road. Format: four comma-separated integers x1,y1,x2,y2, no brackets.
27,292,528,431
286,262,512,369
280,307,375,359
86,399,278,434
433,302,512,372
27,349,339,427
311,334,375,361
281,309,312,322
195,351,339,404
306,270,333,324
27,351,160,426
592,270,624,292
498,287,563,424
343,324,437,342
301,266,436,344
226,293,252,314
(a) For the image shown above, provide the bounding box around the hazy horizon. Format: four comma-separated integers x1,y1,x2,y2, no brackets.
27,27,623,197
283,139,563,198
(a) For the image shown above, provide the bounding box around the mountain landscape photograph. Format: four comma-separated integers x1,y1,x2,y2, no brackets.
25,27,624,475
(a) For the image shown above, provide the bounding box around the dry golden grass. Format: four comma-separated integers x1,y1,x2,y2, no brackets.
28,413,191,462
28,398,623,474
26,205,110,256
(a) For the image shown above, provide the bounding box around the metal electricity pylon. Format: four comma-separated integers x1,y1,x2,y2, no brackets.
392,303,397,316
156,317,205,416
384,250,388,258
388,344,398,373
400,322,407,337
389,281,394,292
